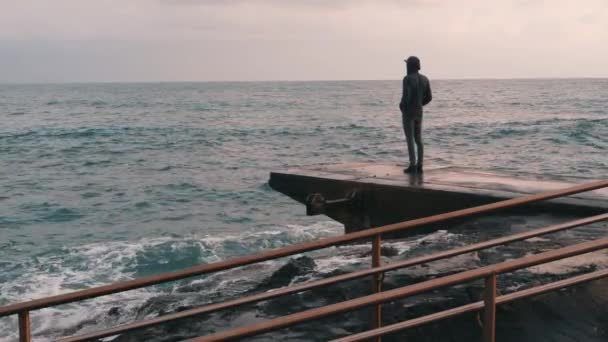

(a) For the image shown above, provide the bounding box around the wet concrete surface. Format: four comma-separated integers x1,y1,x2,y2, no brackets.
269,163,608,234
275,163,608,199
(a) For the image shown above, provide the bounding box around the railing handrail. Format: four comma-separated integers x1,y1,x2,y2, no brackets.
188,236,608,341
331,268,608,342
1,180,606,318
57,213,608,342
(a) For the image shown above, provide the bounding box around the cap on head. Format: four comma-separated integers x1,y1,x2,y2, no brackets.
404,56,421,70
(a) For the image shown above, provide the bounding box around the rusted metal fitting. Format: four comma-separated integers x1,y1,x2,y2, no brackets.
305,190,363,216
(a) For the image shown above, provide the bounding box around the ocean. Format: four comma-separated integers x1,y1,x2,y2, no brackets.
0,79,607,341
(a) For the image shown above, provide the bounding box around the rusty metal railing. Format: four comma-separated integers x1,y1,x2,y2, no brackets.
190,237,608,342
56,213,608,342
0,180,606,341
331,267,608,342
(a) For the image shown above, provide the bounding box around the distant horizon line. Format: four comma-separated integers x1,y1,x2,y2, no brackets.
1,76,607,85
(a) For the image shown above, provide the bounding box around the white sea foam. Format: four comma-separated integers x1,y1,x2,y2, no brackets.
308,230,460,276
0,220,343,341
527,250,608,275
0,225,483,341
524,237,551,243
314,254,369,274
0,237,168,342
3,220,452,341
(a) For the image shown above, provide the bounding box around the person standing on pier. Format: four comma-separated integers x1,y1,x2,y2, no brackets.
400,56,432,173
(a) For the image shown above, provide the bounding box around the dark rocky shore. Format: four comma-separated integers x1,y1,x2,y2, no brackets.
52,213,608,341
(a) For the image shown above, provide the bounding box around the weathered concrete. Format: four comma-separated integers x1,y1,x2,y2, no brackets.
269,163,608,234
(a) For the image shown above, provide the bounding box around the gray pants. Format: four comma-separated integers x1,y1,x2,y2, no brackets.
402,115,423,167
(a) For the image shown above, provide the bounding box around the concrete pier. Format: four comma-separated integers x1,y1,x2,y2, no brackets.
269,163,608,234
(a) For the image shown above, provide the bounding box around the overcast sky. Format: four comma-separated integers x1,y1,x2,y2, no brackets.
1,0,607,83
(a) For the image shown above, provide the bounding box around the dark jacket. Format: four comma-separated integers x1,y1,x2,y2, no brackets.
399,72,432,117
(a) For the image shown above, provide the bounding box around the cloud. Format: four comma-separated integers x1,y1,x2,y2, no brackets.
0,0,607,82
161,0,435,8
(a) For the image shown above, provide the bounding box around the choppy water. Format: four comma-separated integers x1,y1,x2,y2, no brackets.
1,80,607,341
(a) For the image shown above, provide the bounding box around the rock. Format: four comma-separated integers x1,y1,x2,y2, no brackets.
257,256,316,290
111,268,608,342
361,245,400,258
135,295,182,319
108,306,123,317
381,246,400,257
176,305,193,312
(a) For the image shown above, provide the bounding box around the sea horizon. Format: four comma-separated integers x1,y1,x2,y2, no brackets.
2,76,608,86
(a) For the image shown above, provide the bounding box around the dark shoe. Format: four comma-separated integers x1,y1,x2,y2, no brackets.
403,166,416,174
416,165,424,173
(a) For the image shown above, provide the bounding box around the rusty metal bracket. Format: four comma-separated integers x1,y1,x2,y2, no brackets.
305,190,363,216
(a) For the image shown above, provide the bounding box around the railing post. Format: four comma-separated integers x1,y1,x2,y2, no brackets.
18,311,31,342
482,273,497,342
371,234,382,342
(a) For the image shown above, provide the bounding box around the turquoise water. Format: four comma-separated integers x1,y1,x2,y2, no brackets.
0,80,607,340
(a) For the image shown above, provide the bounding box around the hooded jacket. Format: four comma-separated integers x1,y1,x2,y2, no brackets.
400,71,432,118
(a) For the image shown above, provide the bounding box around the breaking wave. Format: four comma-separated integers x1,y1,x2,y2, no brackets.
0,223,463,341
